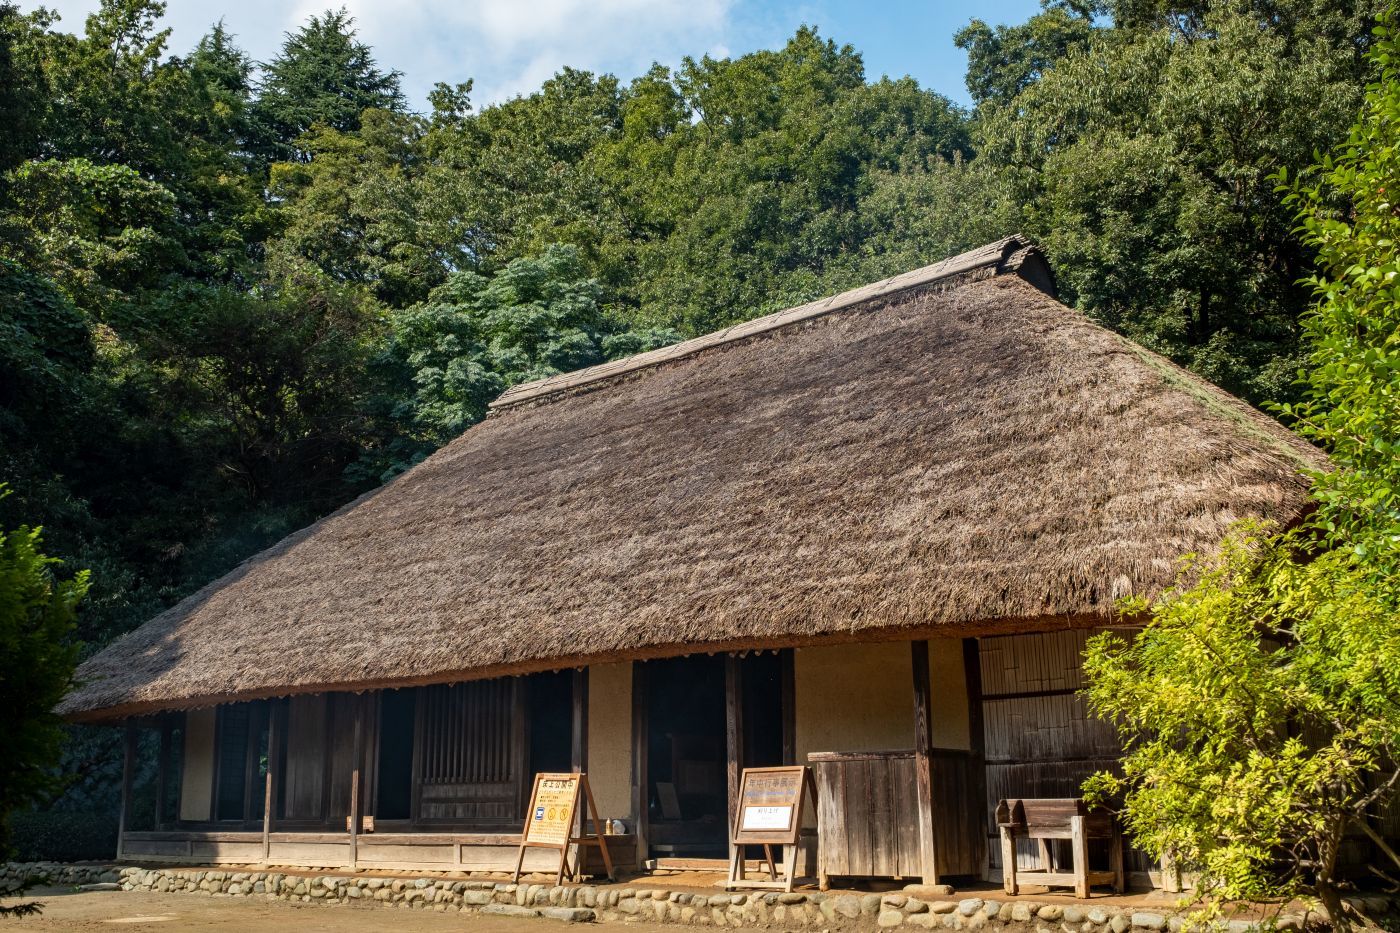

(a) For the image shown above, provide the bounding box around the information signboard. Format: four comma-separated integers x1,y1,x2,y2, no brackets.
733,766,806,845
727,765,816,892
523,774,580,847
513,772,615,885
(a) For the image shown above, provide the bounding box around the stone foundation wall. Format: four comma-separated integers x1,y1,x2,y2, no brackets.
0,862,1378,930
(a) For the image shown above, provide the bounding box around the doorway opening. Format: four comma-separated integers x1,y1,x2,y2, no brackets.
645,654,728,858
641,651,792,861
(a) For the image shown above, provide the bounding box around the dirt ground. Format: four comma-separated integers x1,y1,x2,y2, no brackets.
7,888,685,932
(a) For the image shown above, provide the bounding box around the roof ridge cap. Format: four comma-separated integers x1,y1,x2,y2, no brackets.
489,235,1040,413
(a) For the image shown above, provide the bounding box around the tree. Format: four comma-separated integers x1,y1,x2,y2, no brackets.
268,108,464,305
955,1,1096,107
1082,18,1400,924
251,8,405,164
364,245,677,478
971,0,1382,405
0,493,87,915
613,28,971,332
0,3,49,177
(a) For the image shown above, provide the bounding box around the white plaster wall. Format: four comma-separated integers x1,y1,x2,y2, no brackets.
928,638,971,750
586,663,632,821
179,707,216,822
794,640,970,762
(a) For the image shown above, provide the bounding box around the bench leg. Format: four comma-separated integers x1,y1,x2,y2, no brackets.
1071,815,1089,899
1038,838,1054,872
1000,826,1018,895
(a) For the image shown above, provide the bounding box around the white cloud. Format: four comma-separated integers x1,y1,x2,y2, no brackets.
31,0,739,109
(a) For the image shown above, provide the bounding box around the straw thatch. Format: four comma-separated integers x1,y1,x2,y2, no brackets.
61,236,1326,720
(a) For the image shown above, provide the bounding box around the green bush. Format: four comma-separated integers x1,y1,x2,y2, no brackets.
7,810,117,863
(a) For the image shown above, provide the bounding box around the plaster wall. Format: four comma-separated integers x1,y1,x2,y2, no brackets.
179,707,216,822
586,662,633,821
793,639,970,762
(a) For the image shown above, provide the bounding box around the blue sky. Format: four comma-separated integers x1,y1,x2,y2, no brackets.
33,0,1044,108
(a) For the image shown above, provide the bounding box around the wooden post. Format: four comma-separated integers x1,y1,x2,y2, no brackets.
780,650,796,766
116,722,136,860
1000,826,1018,895
262,700,280,864
725,654,745,872
155,717,172,831
630,662,648,868
349,697,364,869
571,668,589,774
1071,814,1089,899
1111,826,1125,893
911,640,939,884
962,637,989,879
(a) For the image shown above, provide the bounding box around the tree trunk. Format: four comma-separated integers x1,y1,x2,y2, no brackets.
1315,823,1349,933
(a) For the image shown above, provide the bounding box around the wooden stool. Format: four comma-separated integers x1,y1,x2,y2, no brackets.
996,798,1124,898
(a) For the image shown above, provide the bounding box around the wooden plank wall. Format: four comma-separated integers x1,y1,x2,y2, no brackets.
416,680,523,824
283,694,328,821
810,750,981,882
812,753,922,879
979,630,1149,873
929,749,982,877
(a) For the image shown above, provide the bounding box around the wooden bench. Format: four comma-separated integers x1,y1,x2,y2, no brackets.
995,798,1124,898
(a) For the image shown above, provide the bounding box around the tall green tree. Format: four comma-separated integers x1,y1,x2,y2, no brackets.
0,497,86,914
971,0,1381,404
363,244,677,478
0,3,49,178
251,8,405,164
1082,18,1400,923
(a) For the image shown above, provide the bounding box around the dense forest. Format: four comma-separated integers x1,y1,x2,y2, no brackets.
0,0,1383,830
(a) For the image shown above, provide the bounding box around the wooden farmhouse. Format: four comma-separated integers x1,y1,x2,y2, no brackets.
60,236,1325,887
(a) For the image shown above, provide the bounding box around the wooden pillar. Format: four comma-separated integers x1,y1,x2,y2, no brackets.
116,722,136,860
630,662,649,868
571,668,589,774
349,697,364,869
155,717,172,831
725,654,744,868
262,700,280,864
911,640,939,884
780,650,796,766
962,637,989,878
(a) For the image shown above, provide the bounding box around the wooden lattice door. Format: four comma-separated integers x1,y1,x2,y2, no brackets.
415,679,526,826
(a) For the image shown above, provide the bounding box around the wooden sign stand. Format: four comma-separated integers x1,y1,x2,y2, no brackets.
726,765,818,892
513,772,616,885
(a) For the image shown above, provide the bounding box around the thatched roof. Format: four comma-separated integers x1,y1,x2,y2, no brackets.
61,236,1326,721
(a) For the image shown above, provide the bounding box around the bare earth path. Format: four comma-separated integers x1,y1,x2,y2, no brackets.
10,888,688,932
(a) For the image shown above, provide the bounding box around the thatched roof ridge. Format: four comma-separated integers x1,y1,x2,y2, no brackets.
493,235,1048,412
60,238,1324,721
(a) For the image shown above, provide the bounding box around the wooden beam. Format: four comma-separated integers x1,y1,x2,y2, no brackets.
349,697,364,869
116,722,137,859
780,650,796,766
571,668,589,774
725,654,744,869
630,662,648,868
409,689,424,824
962,637,989,878
262,701,280,863
911,640,939,884
513,678,530,817
155,716,172,831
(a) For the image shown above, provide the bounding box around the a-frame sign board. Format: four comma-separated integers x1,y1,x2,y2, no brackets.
513,772,615,885
726,765,818,892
